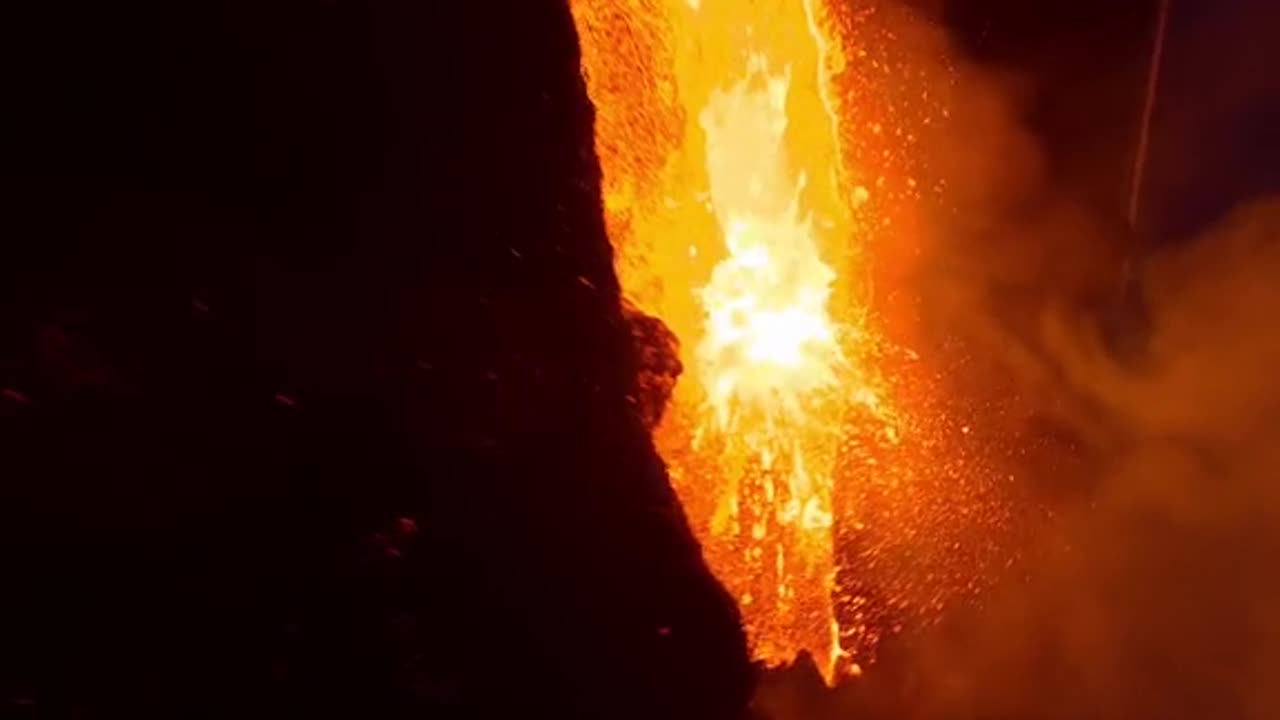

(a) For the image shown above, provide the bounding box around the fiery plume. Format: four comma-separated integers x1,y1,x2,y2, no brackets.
571,0,1009,682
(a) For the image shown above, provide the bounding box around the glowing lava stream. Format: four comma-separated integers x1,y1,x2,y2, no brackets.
571,0,895,681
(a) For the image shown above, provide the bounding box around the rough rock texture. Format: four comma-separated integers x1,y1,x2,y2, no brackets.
0,2,751,717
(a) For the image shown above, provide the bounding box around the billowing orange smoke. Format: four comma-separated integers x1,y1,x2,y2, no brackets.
571,0,1005,683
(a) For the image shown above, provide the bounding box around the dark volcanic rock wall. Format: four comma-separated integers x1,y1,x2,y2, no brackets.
0,1,751,717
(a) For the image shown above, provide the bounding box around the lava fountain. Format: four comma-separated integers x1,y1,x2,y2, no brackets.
570,0,976,682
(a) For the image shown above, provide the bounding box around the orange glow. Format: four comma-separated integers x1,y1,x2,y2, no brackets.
571,0,1011,683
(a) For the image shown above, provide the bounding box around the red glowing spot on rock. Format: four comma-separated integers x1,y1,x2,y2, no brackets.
657,626,672,637
274,393,296,408
2,388,29,405
396,517,418,536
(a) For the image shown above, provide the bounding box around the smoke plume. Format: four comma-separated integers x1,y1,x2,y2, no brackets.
906,7,1280,720
758,2,1280,718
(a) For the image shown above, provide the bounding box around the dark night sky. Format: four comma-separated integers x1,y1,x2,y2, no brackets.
1145,0,1280,240
943,0,1280,241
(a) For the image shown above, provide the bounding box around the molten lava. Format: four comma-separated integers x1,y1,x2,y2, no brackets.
571,0,1010,683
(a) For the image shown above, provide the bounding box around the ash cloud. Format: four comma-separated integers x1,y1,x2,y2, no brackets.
904,199,1280,720
759,2,1280,718
904,3,1280,718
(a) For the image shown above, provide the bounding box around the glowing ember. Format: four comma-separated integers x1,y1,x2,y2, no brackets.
571,0,1011,684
